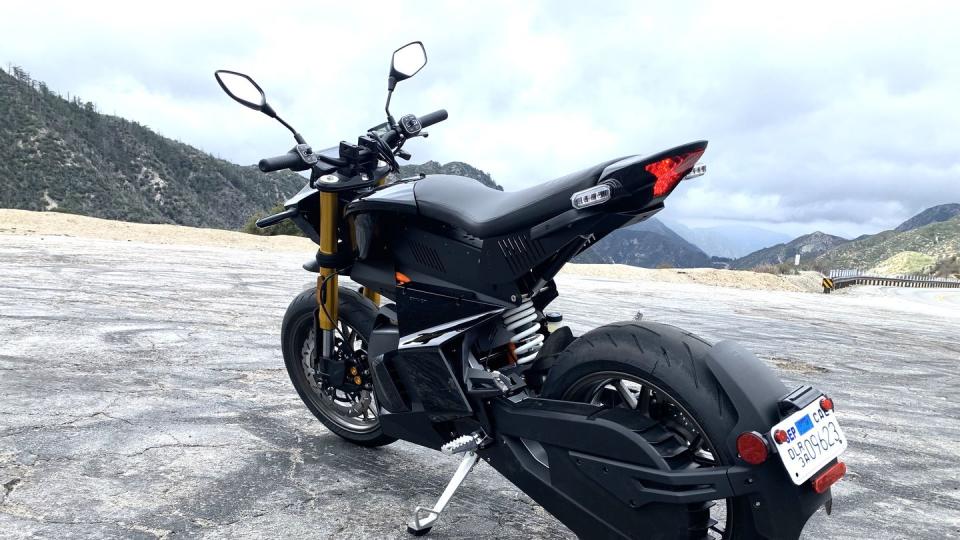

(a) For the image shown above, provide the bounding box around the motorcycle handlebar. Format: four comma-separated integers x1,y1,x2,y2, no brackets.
384,109,448,146
258,109,448,173
418,109,448,128
258,151,303,172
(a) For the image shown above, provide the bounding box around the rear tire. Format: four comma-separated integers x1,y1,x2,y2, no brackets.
540,321,752,539
281,286,396,448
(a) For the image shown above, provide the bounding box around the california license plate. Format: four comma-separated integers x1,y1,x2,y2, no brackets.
770,397,847,485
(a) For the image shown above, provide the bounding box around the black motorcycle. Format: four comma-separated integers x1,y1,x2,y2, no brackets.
214,42,848,539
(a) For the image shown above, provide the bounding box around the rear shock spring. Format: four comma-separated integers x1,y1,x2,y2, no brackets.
502,299,544,365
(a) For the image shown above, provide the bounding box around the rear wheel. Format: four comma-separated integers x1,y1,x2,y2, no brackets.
281,287,396,447
540,321,752,539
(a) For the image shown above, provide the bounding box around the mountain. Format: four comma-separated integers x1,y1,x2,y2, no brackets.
662,219,791,258
731,231,848,270
894,203,960,232
575,217,712,268
730,203,960,272
0,66,305,229
815,215,960,270
397,160,502,190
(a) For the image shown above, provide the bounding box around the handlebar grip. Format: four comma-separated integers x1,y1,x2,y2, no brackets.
419,109,448,128
258,151,303,172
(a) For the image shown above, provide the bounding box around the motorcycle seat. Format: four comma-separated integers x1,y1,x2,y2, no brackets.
413,157,626,238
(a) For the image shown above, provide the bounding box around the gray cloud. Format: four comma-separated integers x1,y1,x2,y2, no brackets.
2,0,958,238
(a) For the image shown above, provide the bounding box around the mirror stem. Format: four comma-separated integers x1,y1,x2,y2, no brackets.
385,86,397,129
274,116,305,145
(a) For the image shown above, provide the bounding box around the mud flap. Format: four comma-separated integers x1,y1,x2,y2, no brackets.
704,340,833,540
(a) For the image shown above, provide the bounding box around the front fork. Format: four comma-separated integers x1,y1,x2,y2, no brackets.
317,191,340,360
316,179,382,365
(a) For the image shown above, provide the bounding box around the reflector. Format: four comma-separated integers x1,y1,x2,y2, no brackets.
812,461,846,494
736,431,769,465
645,150,705,197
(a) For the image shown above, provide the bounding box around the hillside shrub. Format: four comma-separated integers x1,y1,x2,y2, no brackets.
933,255,960,278
752,262,799,275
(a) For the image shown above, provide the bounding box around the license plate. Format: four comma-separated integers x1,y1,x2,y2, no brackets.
770,397,847,485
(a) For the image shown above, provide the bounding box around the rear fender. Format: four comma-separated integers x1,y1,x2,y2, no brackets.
705,340,832,539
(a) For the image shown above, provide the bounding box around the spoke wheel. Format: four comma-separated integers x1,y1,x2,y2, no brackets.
559,372,732,539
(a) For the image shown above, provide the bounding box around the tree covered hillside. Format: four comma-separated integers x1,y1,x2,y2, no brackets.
0,66,305,229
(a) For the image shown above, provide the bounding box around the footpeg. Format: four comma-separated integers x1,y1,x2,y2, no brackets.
441,432,482,455
406,449,480,535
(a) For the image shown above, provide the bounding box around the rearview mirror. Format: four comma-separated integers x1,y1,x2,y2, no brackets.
389,42,427,89
214,70,275,117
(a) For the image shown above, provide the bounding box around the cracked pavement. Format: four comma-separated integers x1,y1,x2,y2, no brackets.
1,234,958,539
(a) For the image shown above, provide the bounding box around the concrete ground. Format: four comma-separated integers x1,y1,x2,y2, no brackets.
0,234,958,539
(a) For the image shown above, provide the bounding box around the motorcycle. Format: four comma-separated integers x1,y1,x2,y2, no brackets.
214,42,847,539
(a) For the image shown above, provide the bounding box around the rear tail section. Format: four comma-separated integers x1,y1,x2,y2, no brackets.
596,140,708,211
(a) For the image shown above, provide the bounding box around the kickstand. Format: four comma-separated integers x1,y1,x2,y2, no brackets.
406,451,480,536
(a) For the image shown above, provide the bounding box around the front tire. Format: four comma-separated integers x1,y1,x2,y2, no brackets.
281,286,396,447
540,321,752,539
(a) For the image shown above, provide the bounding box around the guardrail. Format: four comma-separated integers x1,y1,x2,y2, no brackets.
822,269,960,293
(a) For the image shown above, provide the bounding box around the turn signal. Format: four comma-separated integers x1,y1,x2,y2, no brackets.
571,184,612,209
820,396,834,412
736,431,769,465
812,461,846,494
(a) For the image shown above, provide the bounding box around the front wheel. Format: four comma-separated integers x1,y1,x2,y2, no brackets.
281,286,396,447
540,321,753,539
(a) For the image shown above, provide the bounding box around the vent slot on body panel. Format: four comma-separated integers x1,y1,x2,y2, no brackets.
498,233,545,275
409,240,446,272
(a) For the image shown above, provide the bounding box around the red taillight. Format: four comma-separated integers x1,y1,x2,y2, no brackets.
811,461,846,494
736,431,769,465
820,397,834,412
645,150,705,197
773,429,788,444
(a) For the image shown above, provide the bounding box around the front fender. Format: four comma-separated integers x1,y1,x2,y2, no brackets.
705,340,832,540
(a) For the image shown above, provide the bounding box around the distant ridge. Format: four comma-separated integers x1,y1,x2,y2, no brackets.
731,231,847,270
396,161,502,190
894,203,960,232
576,218,712,268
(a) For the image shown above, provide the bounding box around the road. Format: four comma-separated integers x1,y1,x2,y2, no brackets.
1,234,958,539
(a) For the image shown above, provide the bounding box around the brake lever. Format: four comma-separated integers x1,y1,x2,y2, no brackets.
396,149,412,161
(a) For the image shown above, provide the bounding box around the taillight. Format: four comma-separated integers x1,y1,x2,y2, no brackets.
812,461,846,493
645,150,705,197
736,431,769,465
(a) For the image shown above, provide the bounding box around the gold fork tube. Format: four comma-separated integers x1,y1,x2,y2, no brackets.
317,191,339,333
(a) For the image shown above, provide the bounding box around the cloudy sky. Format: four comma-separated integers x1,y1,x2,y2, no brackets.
2,1,958,238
